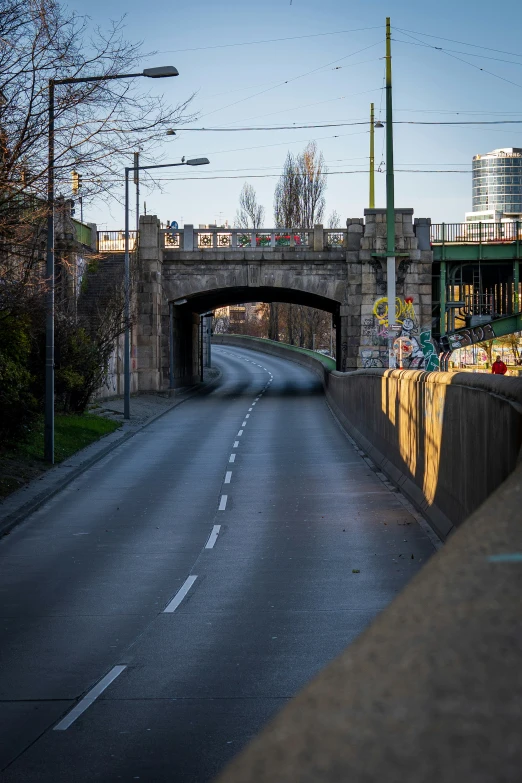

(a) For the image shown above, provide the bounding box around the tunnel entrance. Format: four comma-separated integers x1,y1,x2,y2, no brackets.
165,287,343,388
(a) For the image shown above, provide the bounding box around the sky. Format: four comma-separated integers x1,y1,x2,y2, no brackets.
66,0,522,230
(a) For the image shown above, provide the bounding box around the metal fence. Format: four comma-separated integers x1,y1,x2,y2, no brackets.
97,231,138,252
431,222,522,244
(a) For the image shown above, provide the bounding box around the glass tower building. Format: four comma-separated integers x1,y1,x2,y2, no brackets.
472,148,522,215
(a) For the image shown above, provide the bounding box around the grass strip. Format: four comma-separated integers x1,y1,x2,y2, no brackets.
0,413,121,499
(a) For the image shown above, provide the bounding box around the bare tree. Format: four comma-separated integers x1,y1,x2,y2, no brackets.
235,183,265,228
297,141,326,228
0,0,194,210
272,142,328,343
327,210,342,228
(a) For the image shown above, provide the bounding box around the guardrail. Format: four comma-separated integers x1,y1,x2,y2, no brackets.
431,221,522,244
97,231,138,252
162,227,348,251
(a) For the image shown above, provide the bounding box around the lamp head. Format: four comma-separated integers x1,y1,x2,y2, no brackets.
143,66,179,78
374,120,384,128
186,158,210,166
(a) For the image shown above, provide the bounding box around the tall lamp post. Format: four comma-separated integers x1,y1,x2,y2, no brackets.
385,17,397,369
369,102,383,209
123,157,210,419
45,65,179,464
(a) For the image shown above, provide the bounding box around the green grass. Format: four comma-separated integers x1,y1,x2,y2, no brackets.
0,413,121,499
226,334,337,371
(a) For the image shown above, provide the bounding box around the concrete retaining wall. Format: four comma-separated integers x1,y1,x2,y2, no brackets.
214,334,522,539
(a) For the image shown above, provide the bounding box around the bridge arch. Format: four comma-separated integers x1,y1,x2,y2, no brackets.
163,285,344,387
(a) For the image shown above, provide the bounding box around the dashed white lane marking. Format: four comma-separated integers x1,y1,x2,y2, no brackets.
224,471,232,483
234,441,239,448
205,525,221,549
164,575,198,613
238,429,243,436
219,495,228,511
54,665,127,730
242,420,247,426
229,454,236,463
245,414,250,419
248,407,253,411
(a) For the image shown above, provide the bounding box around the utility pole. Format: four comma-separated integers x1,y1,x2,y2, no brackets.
134,152,140,235
369,103,375,209
385,17,396,369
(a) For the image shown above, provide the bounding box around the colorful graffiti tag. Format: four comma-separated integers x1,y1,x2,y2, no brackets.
441,323,496,352
419,331,440,371
362,296,433,369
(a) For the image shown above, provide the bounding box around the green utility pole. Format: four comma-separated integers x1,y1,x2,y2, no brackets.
369,103,375,209
385,17,396,368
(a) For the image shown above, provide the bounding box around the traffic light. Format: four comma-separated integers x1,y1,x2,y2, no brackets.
71,170,82,195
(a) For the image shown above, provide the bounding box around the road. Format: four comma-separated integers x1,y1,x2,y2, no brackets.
0,346,437,782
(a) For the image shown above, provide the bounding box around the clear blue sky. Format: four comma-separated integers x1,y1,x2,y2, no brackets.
67,0,522,229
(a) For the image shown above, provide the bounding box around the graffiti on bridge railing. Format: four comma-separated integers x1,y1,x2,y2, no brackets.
442,323,496,352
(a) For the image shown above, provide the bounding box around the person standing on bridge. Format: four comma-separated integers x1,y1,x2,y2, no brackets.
491,355,508,375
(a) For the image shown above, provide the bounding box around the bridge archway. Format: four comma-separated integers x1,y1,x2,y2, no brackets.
164,286,344,387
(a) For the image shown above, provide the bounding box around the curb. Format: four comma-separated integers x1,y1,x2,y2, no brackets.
0,368,222,538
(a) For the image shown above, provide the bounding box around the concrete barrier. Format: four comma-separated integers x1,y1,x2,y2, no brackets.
214,334,522,540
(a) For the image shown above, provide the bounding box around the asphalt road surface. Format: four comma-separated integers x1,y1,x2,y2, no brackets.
0,346,437,782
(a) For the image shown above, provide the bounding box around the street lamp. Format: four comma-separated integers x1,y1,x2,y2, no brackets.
123,157,210,419
369,104,384,210
45,65,178,463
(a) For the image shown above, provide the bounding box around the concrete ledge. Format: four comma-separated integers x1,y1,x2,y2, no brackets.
217,461,522,783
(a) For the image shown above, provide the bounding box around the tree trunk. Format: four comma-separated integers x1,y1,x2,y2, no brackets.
269,303,279,341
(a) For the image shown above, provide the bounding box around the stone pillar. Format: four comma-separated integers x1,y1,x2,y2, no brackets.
136,214,163,391
162,308,201,388
354,208,433,369
313,224,324,252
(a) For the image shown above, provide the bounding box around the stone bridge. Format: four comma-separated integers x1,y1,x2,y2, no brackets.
127,208,434,390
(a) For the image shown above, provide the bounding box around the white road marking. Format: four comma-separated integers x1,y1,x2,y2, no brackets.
229,454,236,463
238,429,243,436
242,421,247,426
164,575,198,613
248,407,253,411
53,666,127,730
219,495,228,511
245,414,250,419
225,471,232,483
205,525,221,549
234,441,239,448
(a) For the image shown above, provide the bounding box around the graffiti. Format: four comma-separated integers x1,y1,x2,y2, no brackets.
419,330,440,372
361,349,384,368
372,295,416,331
443,323,496,352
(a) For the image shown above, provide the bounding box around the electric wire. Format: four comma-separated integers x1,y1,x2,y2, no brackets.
157,25,382,54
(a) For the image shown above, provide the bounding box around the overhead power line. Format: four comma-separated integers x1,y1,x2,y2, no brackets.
178,119,522,131
157,25,382,54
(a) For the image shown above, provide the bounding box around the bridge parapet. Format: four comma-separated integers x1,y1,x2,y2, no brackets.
161,225,351,252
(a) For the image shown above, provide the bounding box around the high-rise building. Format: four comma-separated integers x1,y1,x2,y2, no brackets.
470,147,522,217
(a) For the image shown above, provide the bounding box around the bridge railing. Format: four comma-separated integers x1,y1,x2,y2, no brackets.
162,227,349,251
97,231,138,252
430,221,522,244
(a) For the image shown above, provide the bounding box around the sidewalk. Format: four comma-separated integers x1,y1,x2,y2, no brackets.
0,370,220,537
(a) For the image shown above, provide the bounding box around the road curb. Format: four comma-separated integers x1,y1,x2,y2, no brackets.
0,368,222,538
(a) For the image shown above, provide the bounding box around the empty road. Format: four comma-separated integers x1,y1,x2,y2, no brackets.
0,346,437,781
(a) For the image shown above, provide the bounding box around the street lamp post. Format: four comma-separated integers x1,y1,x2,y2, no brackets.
385,17,397,369
123,157,210,419
45,65,178,463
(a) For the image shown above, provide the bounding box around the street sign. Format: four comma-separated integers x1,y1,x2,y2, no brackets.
169,220,179,231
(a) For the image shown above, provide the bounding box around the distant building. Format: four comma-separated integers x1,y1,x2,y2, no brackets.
467,148,522,222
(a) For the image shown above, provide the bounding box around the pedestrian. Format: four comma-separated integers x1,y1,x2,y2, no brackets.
491,355,508,375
